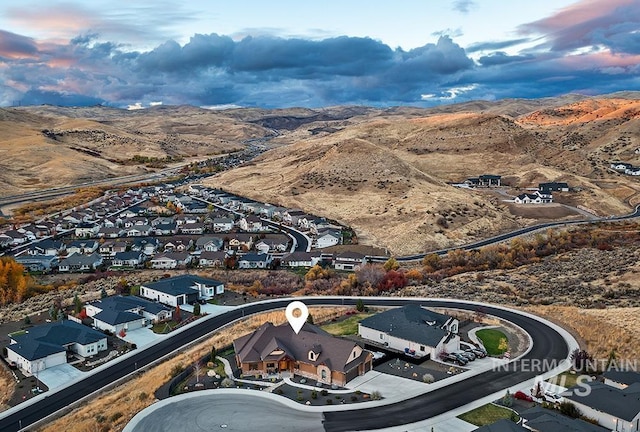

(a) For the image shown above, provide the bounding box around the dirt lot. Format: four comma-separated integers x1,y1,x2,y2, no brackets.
505,202,581,219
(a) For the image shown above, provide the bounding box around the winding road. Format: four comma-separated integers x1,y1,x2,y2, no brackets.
0,297,571,432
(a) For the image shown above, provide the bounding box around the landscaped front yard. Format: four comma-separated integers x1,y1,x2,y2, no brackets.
458,403,519,426
321,313,373,336
475,328,509,356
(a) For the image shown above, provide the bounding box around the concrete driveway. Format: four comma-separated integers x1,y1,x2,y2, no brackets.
37,364,84,390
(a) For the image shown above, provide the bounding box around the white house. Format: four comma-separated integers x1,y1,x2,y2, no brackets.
513,191,553,204
334,252,367,271
564,381,640,432
281,251,321,268
212,217,235,232
358,304,460,359
149,252,192,269
139,274,224,307
238,253,272,269
315,230,342,248
85,295,171,334
6,320,107,373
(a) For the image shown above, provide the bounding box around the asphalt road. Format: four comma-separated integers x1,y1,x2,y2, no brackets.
0,298,569,432
393,204,640,262
127,392,325,432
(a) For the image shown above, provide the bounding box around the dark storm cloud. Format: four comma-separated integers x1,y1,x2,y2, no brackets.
0,29,38,58
466,38,531,53
478,51,534,66
1,7,639,110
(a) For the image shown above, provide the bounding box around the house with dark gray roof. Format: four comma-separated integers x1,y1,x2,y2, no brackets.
603,369,640,389
6,320,107,373
85,295,171,334
473,419,527,432
520,405,609,432
15,254,59,272
57,253,103,272
233,322,373,386
564,381,640,431
358,304,460,359
139,274,224,307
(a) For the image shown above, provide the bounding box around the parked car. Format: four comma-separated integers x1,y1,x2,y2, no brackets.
468,347,487,358
452,352,469,365
441,353,468,366
544,391,563,404
514,391,534,402
456,351,476,361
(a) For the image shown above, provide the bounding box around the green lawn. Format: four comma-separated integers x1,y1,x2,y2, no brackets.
458,403,519,426
547,371,580,388
152,320,179,334
321,313,373,336
475,328,509,356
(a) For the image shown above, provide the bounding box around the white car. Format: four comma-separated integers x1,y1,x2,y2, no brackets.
544,391,563,404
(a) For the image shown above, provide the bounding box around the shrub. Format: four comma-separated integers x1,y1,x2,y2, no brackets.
170,364,185,378
371,390,382,400
110,412,123,422
275,388,284,395
502,390,514,407
311,390,318,399
326,398,333,405
422,373,435,384
351,395,358,402
138,392,148,401
220,378,235,388
559,401,581,418
321,389,328,396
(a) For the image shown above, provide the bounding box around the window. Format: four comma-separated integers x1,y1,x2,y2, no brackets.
420,346,425,352
379,334,384,340
266,363,275,368
308,351,316,361
321,370,327,380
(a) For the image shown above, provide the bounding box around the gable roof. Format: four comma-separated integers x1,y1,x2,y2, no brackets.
10,320,106,361
521,406,609,432
142,274,223,296
473,419,528,432
89,295,170,316
233,322,368,373
603,370,640,386
564,381,640,422
359,304,453,347
94,309,143,326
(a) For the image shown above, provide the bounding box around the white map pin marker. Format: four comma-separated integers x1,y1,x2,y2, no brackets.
285,301,309,334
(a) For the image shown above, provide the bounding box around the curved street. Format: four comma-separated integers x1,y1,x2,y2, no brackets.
0,298,572,432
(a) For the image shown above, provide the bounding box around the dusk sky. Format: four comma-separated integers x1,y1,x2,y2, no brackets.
0,0,638,109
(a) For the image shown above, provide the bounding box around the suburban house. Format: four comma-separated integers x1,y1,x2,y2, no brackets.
130,237,159,255
212,217,234,232
149,252,192,269
57,253,104,272
195,236,224,252
139,274,225,306
281,251,321,268
564,381,640,431
162,236,193,252
519,405,608,432
6,320,108,373
111,251,146,268
33,238,66,256
198,250,227,267
626,167,640,176
74,222,100,238
65,240,99,255
99,241,127,257
97,226,125,238
233,322,373,386
611,162,633,171
358,304,460,359
473,419,528,432
465,174,502,187
179,222,206,235
239,215,263,232
255,234,290,253
513,191,553,204
15,254,59,272
539,182,570,193
315,230,342,248
334,251,367,271
238,253,272,269
85,295,171,334
603,370,640,389
227,234,254,251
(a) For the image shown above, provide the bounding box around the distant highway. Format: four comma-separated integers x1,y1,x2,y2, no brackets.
373,204,640,263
